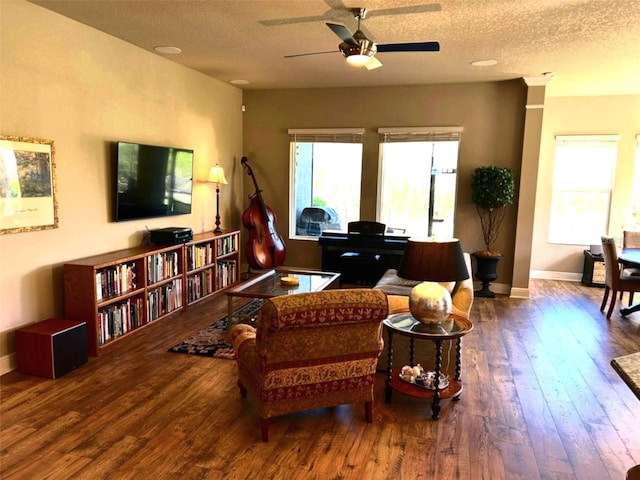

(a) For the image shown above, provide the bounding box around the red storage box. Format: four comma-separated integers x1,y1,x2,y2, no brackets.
15,318,87,378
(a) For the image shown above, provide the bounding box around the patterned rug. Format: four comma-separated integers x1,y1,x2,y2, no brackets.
168,299,263,359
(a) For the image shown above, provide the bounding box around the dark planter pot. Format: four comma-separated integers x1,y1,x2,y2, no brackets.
472,253,503,298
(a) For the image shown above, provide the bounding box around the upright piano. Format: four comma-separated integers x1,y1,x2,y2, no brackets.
317,230,409,275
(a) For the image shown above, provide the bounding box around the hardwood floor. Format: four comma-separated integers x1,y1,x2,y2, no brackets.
1,280,639,479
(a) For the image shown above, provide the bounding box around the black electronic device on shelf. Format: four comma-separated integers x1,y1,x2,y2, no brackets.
149,227,193,245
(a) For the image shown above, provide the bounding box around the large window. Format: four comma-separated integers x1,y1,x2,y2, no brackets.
378,127,462,237
628,135,640,228
289,129,363,239
548,135,619,245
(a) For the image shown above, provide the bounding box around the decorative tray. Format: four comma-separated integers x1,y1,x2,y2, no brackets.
399,365,449,390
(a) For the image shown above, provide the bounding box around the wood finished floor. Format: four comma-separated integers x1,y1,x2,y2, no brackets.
1,280,639,479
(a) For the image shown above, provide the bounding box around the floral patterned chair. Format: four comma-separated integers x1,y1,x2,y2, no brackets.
229,288,389,442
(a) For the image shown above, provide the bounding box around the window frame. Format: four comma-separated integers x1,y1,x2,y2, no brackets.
288,128,364,241
377,126,463,237
548,134,619,245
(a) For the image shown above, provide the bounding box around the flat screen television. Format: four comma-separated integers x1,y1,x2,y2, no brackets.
114,141,194,222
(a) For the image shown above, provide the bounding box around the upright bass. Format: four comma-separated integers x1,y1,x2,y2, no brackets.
241,156,287,269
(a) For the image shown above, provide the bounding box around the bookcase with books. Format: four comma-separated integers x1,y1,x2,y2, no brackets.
63,230,240,356
185,230,239,306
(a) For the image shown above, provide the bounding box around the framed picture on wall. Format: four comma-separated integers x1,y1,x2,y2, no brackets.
0,135,58,234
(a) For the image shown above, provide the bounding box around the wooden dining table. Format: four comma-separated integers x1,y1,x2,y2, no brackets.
617,248,640,316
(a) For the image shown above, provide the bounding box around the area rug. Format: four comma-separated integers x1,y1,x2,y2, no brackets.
168,299,263,359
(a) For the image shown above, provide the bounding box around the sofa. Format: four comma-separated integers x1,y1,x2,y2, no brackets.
229,288,389,442
373,252,474,370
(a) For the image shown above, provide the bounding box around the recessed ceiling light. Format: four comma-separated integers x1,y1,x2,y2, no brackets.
230,79,250,85
154,46,182,54
471,59,498,67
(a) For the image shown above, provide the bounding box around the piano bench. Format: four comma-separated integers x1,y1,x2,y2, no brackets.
339,251,382,286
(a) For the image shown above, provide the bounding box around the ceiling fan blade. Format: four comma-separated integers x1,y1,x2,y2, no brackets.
259,15,330,27
326,23,358,46
377,42,440,53
367,3,442,17
364,57,383,70
260,2,440,27
284,51,337,59
259,0,349,26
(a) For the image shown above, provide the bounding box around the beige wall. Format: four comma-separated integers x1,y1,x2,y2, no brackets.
242,82,527,280
0,1,244,373
532,95,640,277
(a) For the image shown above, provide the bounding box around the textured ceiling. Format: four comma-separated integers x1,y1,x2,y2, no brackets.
29,0,640,97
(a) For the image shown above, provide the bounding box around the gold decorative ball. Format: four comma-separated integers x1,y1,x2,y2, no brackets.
408,282,452,324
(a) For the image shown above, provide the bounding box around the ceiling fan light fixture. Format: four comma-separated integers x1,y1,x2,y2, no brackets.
346,54,373,67
340,39,377,67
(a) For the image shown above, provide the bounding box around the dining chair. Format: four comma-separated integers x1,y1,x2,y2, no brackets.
600,236,640,318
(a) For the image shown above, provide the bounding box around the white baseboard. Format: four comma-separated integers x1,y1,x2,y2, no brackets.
1,353,16,376
510,287,530,299
530,270,582,282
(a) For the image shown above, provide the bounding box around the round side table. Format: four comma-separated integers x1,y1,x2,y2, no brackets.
383,312,473,419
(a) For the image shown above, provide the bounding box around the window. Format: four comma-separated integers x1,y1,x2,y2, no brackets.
378,127,462,237
548,135,619,245
628,135,640,228
289,129,363,239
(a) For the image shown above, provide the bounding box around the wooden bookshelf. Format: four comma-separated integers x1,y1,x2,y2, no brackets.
185,231,240,306
63,230,240,356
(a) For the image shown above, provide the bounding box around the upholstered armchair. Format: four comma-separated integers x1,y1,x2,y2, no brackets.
374,252,474,370
229,288,389,442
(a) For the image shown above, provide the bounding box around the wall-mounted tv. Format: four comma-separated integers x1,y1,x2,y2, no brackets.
114,141,194,222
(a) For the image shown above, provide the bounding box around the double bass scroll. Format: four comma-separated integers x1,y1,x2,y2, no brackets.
241,156,287,269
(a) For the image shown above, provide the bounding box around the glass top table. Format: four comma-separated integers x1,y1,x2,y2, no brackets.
383,312,473,419
383,312,473,339
225,267,340,327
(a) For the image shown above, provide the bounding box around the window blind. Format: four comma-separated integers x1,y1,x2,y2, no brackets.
555,134,620,147
378,126,463,143
288,128,364,144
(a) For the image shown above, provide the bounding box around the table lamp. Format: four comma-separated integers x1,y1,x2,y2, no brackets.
398,238,469,324
207,164,228,233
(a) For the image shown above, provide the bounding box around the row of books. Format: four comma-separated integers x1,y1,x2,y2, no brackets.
95,262,137,301
186,260,238,302
216,235,238,256
148,279,183,321
97,296,144,345
187,269,214,302
186,243,214,270
217,260,238,289
147,251,180,284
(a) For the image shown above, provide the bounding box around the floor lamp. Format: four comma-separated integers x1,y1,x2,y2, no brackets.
207,164,228,233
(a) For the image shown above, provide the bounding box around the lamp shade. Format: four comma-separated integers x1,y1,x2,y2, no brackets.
207,165,228,185
398,238,469,282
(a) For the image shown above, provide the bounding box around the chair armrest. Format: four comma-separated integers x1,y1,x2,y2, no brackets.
451,285,473,319
229,323,257,354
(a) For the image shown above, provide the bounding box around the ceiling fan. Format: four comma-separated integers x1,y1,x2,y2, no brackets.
284,8,440,70
259,0,441,26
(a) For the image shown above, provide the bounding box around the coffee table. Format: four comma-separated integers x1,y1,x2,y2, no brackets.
225,267,340,328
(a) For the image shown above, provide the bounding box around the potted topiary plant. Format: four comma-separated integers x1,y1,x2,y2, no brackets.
470,166,515,297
